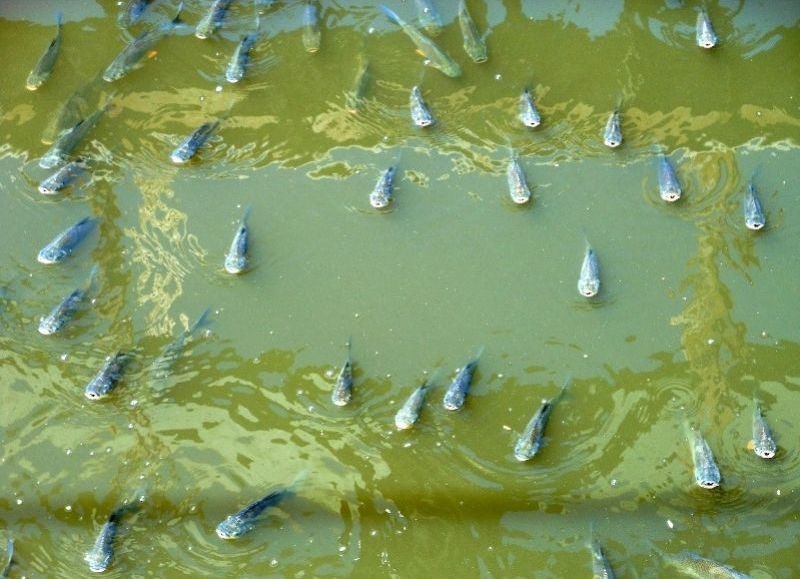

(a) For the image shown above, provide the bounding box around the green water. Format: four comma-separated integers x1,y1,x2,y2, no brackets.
1,0,799,577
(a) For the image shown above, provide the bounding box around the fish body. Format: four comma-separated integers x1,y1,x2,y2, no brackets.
409,85,435,128
39,160,88,195
151,307,211,379
519,88,541,128
379,5,461,78
118,0,154,28
395,373,438,430
26,12,63,90
170,120,220,164
514,378,569,461
590,539,616,579
37,216,97,265
84,504,138,573
345,57,370,112
743,181,765,231
688,427,721,489
42,78,98,145
226,32,259,83
39,101,111,169
84,351,131,400
506,155,531,205
603,110,622,148
369,166,397,209
415,0,443,36
696,9,718,49
196,0,233,39
216,481,298,539
38,265,98,335
331,339,353,406
2,537,12,578
662,550,752,579
224,207,251,274
458,0,487,63
577,245,600,298
658,155,682,202
752,402,776,459
303,2,321,53
442,349,483,411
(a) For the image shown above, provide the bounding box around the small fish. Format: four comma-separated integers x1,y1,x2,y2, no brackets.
590,538,616,579
226,32,259,83
118,0,155,28
224,206,251,274
38,265,98,335
513,378,569,461
170,120,220,164
458,0,487,63
415,0,443,36
2,536,12,579
658,154,682,202
751,402,776,459
687,426,721,489
602,109,622,148
696,9,718,49
379,5,461,78
577,245,600,298
395,371,439,430
196,0,233,39
84,503,139,573
410,85,435,128
743,179,765,231
331,338,354,406
303,1,321,53
26,12,63,90
369,165,397,209
345,56,370,112
519,88,541,128
660,549,752,579
506,154,531,205
151,307,211,379
84,351,132,400
442,347,484,411
104,2,184,81
37,216,97,265
38,159,88,195
39,98,113,169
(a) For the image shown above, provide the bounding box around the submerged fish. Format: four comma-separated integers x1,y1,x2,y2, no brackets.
216,473,305,539
751,402,776,459
442,348,483,411
84,503,140,573
379,5,461,78
513,378,570,461
506,154,531,205
42,76,100,145
2,536,12,579
658,155,682,202
118,0,155,28
39,98,113,169
196,0,233,39
37,216,97,265
331,338,354,406
602,109,622,148
519,88,541,128
151,307,211,379
26,12,63,90
458,0,487,63
38,265,98,335
103,2,184,81
369,165,397,209
170,120,220,164
224,206,251,274
687,426,721,489
395,371,439,430
660,549,752,579
303,1,321,53
743,179,765,231
226,32,259,83
696,9,718,49
590,538,616,579
38,159,88,195
415,0,443,36
345,56,370,112
577,245,600,298
409,85,435,128
84,351,132,400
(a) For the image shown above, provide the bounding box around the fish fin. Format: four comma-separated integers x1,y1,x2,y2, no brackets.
56,10,64,27
189,307,213,334
86,264,100,289
172,1,185,24
472,345,486,361
379,4,401,25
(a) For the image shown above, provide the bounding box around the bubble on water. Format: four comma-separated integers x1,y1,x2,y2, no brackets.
15,498,22,505
105,447,112,454
89,451,95,456
270,559,278,568
707,338,715,345
297,389,305,395
402,442,412,448
189,505,197,513
130,399,138,407
215,85,223,93
583,354,589,359
776,489,781,496
65,505,72,512
370,529,378,537
610,479,617,487
128,423,135,429
495,74,502,80
338,545,347,552
368,27,375,34
308,405,315,412
502,425,511,431
65,448,73,456
60,353,68,361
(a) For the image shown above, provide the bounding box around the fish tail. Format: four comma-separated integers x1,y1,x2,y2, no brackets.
172,1,185,24
424,368,443,388
345,336,353,359
613,95,623,112
289,469,310,491
240,205,253,224
379,4,401,26
56,10,64,27
86,264,100,289
556,375,572,401
472,345,486,362
190,307,213,334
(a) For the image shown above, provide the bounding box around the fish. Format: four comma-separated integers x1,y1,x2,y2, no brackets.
331,338,354,406
513,378,570,461
577,244,600,298
84,351,132,400
519,88,541,128
442,347,484,411
506,154,531,205
42,76,101,145
590,538,616,579
602,108,622,148
226,31,259,83
38,159,88,195
84,503,140,573
303,1,321,53
687,425,721,489
151,307,211,379
751,402,776,459
196,0,233,39
379,5,461,78
37,216,97,265
216,472,306,539
395,371,440,430
103,2,185,81
457,0,487,63
345,56,370,112
659,549,752,579
1,536,12,579
118,0,155,28
696,9,718,49
170,120,220,164
743,179,765,231
39,98,113,169
26,12,63,90
38,265,99,336
658,154,682,202
224,206,251,274
369,165,398,209
415,0,443,36
410,85,435,128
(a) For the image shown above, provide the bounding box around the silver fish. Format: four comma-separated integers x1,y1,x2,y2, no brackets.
519,88,541,128
369,165,397,209
226,31,259,83
743,179,765,231
151,307,211,379
687,426,721,489
170,120,220,164
752,402,776,459
84,503,139,573
602,109,622,148
39,99,112,169
38,265,98,335
590,539,616,579
415,0,443,36
42,76,100,145
196,0,233,39
661,550,752,579
216,473,305,539
345,56,370,113
513,378,569,461
118,0,154,28
224,206,251,274
410,85,435,128
38,159,88,195
303,1,321,53
442,348,483,411
395,371,439,430
658,155,682,202
458,0,487,63
37,216,97,265
26,12,63,90
696,9,718,49
506,154,531,205
331,338,354,406
2,537,12,579
577,245,600,298
84,351,132,400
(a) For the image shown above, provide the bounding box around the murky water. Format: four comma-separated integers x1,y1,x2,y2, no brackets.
1,0,799,577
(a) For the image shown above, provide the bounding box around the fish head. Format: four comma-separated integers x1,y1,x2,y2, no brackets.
413,115,434,128
101,65,125,83
660,190,681,203
84,546,112,573
38,152,64,170
37,247,67,265
754,439,777,459
224,254,247,274
577,280,599,298
84,383,108,401
38,316,61,335
38,182,59,195
225,67,244,84
521,114,541,129
369,192,390,209
744,216,765,231
215,517,251,539
170,147,192,165
696,479,719,489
